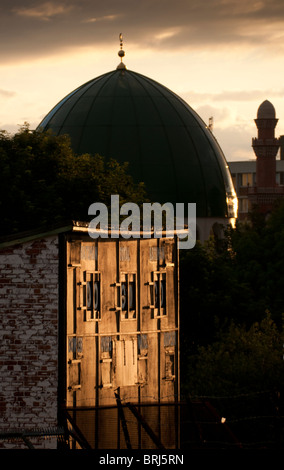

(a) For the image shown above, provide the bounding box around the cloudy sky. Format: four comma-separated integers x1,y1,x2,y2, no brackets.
1,0,284,161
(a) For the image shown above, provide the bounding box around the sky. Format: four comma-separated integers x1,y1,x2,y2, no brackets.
1,0,284,161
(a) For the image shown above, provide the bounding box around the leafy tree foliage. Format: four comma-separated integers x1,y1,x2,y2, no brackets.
0,125,146,236
184,313,284,397
180,202,284,396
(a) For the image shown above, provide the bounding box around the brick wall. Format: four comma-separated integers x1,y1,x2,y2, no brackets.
0,235,59,449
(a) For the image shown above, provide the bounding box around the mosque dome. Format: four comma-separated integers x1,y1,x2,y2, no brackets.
257,100,276,119
38,63,236,219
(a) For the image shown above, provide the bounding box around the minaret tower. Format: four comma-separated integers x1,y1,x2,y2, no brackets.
249,100,284,214
252,100,279,188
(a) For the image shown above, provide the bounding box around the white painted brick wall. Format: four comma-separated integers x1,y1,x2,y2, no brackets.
0,235,59,449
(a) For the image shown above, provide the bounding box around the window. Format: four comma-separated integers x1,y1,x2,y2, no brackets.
239,198,248,213
276,172,284,185
149,271,167,317
68,360,81,391
164,331,176,381
241,173,253,187
69,241,81,266
79,271,101,321
67,336,83,392
68,336,83,358
138,334,148,356
101,336,113,388
165,353,175,380
115,339,137,386
137,334,148,384
116,273,136,320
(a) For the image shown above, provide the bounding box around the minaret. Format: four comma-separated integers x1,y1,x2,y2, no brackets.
248,100,284,215
252,100,279,188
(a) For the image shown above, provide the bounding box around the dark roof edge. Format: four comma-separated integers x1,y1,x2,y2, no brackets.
0,221,74,249
0,219,188,249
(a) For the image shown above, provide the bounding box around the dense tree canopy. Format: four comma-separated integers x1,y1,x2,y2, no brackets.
184,313,284,397
180,203,284,397
0,125,146,236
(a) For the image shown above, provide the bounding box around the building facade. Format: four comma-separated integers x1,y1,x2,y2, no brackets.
0,223,179,449
229,159,284,219
66,226,179,408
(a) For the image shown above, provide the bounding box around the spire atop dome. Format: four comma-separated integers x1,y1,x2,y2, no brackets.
117,33,126,70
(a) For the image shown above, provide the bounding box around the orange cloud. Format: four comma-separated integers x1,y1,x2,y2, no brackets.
13,2,73,21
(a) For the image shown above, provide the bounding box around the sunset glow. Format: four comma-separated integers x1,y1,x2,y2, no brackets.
1,0,284,161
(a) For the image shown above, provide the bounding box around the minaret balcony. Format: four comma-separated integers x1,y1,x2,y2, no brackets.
252,138,279,157
252,138,279,146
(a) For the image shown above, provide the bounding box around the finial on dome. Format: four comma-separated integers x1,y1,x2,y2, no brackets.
117,33,126,70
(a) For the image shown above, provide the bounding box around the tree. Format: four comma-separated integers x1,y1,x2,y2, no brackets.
180,201,284,356
229,202,284,328
0,125,147,236
179,202,284,395
183,313,284,397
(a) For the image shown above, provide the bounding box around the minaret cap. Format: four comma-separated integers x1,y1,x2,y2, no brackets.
117,33,126,70
257,100,276,119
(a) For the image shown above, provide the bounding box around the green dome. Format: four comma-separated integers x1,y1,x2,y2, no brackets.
38,68,236,218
